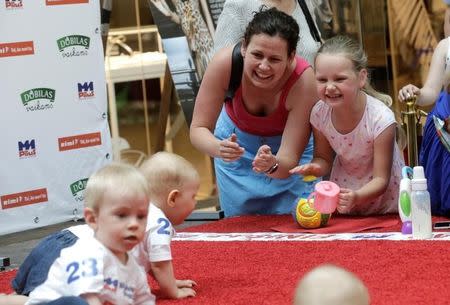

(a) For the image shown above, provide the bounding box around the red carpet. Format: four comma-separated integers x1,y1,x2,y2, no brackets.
271,214,400,233
1,215,449,304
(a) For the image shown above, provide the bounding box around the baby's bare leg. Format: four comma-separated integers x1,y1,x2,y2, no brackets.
0,294,28,305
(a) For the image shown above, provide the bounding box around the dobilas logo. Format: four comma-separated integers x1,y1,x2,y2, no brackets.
78,81,94,99
18,139,36,158
1,188,48,210
58,132,102,151
20,88,55,112
0,41,34,58
70,178,88,202
57,35,90,58
46,0,89,5
5,0,23,9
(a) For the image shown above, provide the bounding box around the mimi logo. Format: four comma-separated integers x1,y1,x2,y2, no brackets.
20,88,55,112
70,178,88,202
57,35,90,58
18,139,36,158
5,0,23,9
78,81,95,99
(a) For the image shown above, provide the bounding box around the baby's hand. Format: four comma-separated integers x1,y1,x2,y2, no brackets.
219,133,244,162
289,163,322,176
337,188,358,214
176,287,196,299
176,279,197,288
252,145,276,173
398,84,420,102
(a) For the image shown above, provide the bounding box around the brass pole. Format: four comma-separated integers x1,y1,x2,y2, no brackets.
401,97,419,167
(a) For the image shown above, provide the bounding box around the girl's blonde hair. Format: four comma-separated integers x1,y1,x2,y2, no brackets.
315,35,392,106
139,152,199,200
84,162,149,210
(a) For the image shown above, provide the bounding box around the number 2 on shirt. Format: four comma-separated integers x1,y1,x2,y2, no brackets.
157,217,171,235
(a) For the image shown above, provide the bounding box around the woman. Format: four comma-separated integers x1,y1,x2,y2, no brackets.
213,0,322,65
398,38,450,216
190,8,318,216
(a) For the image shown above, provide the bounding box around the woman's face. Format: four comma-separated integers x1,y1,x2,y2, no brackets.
242,34,293,89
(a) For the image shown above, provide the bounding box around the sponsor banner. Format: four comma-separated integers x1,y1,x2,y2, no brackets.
173,232,450,242
58,132,102,151
1,188,48,209
0,41,34,58
0,0,111,235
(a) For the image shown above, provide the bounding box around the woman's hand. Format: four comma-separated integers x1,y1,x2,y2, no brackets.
398,84,420,102
337,188,359,214
219,133,244,162
289,163,322,177
252,145,276,173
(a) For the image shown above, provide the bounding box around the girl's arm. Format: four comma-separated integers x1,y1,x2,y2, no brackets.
399,38,447,106
290,125,334,177
189,46,244,160
348,124,396,208
151,260,196,299
265,67,319,178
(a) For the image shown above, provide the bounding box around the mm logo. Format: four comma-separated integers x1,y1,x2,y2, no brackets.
57,35,90,58
18,139,36,158
78,81,94,99
70,178,88,202
20,88,55,112
5,0,23,9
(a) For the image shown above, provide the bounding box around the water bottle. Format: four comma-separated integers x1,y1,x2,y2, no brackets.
410,166,432,239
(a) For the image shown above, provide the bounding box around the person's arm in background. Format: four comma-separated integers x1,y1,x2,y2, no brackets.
254,67,319,179
199,0,215,38
149,0,180,24
398,38,447,106
213,0,248,53
190,46,244,161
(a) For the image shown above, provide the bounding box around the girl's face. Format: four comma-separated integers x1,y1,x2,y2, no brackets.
242,33,293,89
314,53,366,108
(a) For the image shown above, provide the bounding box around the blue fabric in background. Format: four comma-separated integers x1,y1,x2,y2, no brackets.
419,91,450,216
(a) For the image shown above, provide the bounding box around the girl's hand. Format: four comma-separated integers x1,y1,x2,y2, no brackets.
252,145,276,173
289,163,322,176
398,84,420,102
219,133,244,162
337,188,358,214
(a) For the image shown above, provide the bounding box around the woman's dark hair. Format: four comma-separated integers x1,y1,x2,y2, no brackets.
243,7,299,55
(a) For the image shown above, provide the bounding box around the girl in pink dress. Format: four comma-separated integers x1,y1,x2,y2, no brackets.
290,35,404,215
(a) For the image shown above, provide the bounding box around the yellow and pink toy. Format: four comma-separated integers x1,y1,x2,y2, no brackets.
294,178,340,229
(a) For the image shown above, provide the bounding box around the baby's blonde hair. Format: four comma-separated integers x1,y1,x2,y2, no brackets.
294,264,370,305
139,152,199,200
316,35,392,106
84,162,149,210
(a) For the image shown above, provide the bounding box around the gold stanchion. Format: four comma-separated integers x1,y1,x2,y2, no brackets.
401,97,424,167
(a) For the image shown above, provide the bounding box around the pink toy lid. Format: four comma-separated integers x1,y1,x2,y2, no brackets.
315,181,340,196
